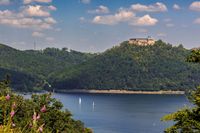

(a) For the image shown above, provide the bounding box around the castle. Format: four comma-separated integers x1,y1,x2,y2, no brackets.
129,37,155,46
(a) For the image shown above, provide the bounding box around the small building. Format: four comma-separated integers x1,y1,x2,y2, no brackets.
129,37,155,46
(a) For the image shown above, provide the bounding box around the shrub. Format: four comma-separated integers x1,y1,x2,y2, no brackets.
0,79,92,133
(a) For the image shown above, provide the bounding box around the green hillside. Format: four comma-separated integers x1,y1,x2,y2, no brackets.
0,68,39,91
1,41,200,91
51,40,200,91
0,43,94,91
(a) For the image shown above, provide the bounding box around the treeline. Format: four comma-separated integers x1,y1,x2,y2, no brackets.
1,41,200,91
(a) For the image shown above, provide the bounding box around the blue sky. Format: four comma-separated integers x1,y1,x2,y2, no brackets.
0,0,200,52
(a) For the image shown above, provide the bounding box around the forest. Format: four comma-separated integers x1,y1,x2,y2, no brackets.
0,40,200,92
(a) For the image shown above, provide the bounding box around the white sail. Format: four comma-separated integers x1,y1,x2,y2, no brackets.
79,97,82,104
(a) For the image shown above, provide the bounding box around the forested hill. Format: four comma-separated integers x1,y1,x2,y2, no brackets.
51,40,200,91
1,40,200,92
0,43,94,91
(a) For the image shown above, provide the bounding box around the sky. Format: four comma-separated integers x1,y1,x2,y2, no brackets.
0,0,200,52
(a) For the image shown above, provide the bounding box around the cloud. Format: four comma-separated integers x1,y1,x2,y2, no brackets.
92,10,135,25
80,17,85,21
130,15,158,26
173,4,181,10
92,9,158,26
79,17,87,23
44,17,57,24
0,0,57,31
48,5,57,11
22,5,50,17
32,31,45,37
0,10,56,30
88,5,109,14
23,0,52,4
131,2,167,12
190,1,200,11
0,0,10,5
194,18,200,24
80,0,90,4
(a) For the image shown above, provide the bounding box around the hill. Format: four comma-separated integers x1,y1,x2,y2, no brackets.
1,41,200,92
51,40,200,91
0,43,94,91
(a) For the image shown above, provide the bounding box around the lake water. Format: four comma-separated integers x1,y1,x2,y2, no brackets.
53,93,189,133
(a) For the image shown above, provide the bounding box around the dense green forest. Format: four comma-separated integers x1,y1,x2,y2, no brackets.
1,40,200,91
0,43,94,91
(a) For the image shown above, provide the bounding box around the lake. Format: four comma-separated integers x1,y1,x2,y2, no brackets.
53,93,190,133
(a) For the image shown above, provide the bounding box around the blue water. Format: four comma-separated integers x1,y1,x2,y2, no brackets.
53,93,189,133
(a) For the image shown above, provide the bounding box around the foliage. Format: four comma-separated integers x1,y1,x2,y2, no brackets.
0,68,39,92
51,41,200,91
162,49,200,132
2,41,200,91
187,49,200,63
0,43,94,91
0,79,92,133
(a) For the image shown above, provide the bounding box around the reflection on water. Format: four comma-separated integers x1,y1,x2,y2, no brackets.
52,93,189,133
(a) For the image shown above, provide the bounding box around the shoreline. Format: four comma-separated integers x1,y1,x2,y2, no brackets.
55,89,185,95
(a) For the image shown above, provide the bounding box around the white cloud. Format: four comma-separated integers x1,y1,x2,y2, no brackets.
92,10,135,25
0,10,12,17
131,2,167,12
190,1,200,11
0,0,10,5
0,0,57,31
130,15,158,26
173,4,181,10
80,17,85,21
32,31,45,37
79,17,87,23
194,18,200,24
23,0,52,4
80,0,90,4
88,5,109,14
44,17,57,24
0,10,56,30
22,5,50,17
48,5,57,11
92,9,158,26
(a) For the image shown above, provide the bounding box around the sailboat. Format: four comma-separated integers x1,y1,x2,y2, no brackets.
92,101,95,110
79,97,82,104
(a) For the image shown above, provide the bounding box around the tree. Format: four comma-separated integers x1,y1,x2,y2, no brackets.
162,49,200,132
0,79,92,133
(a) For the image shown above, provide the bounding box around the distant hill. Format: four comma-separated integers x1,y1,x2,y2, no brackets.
1,41,200,91
0,43,94,91
51,40,200,91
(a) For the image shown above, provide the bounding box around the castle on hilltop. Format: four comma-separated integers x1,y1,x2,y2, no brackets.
129,37,156,46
